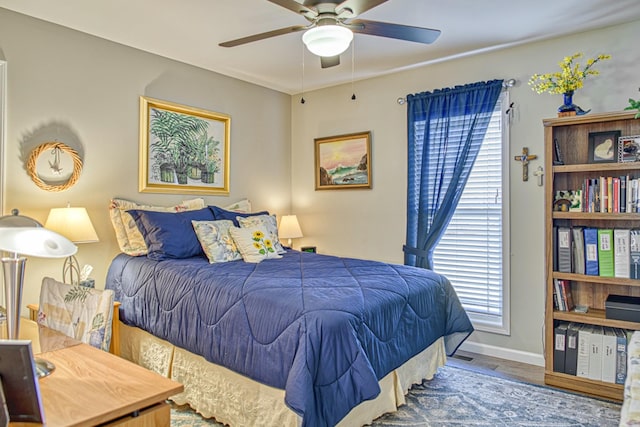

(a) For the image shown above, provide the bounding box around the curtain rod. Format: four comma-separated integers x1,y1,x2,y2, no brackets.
397,78,516,105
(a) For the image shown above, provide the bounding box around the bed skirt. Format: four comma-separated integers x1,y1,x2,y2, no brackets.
119,322,447,426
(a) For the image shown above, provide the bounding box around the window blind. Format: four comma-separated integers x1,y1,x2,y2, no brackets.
428,96,508,330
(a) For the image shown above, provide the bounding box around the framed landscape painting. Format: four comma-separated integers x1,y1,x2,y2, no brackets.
139,96,230,195
315,131,372,190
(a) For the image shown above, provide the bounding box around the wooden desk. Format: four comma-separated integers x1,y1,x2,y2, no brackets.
8,319,183,427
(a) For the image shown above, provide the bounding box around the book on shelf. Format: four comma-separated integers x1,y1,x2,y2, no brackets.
597,229,615,277
584,227,599,276
615,328,629,384
600,176,608,213
621,176,627,213
576,324,592,378
631,229,640,280
588,325,603,381
565,323,580,376
614,229,631,279
572,227,585,275
557,227,572,273
601,328,617,384
553,279,574,311
554,322,569,373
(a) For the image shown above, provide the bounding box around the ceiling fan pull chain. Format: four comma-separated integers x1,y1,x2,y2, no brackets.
301,42,306,104
351,38,356,101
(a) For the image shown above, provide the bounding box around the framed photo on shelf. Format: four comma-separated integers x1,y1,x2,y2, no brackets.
587,130,621,163
618,134,640,163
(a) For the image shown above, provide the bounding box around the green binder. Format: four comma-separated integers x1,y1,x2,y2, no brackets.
598,229,615,277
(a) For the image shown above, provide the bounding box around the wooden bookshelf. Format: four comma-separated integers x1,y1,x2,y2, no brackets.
544,110,640,401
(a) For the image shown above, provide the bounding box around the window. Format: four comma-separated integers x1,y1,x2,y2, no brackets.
432,92,510,334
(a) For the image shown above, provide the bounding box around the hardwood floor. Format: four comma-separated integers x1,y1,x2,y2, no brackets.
446,349,545,386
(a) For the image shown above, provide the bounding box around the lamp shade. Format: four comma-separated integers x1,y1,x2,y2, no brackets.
278,215,303,240
302,25,353,57
45,207,99,244
0,227,77,258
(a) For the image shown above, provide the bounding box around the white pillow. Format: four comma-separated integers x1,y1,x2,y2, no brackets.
192,220,242,263
229,226,282,263
237,214,286,254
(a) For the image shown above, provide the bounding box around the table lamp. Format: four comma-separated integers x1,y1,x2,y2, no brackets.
45,206,98,285
278,215,303,248
0,209,77,376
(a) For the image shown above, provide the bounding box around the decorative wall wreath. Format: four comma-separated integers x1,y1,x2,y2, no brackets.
26,142,83,192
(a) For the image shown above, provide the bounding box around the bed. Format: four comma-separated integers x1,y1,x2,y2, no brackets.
104,200,473,426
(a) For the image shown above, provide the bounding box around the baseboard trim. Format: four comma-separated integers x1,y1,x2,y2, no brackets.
459,341,545,367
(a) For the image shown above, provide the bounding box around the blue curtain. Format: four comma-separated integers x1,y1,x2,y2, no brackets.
403,80,503,269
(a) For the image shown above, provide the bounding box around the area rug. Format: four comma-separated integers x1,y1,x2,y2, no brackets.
170,365,622,426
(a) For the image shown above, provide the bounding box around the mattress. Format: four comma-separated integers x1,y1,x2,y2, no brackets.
106,250,473,426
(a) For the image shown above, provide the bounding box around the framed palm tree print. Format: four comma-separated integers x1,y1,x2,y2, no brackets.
139,96,230,195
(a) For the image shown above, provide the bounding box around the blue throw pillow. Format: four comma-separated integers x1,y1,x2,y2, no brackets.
209,206,269,226
128,207,215,260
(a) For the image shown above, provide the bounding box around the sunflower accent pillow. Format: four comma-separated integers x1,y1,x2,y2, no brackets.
237,214,286,254
229,226,282,263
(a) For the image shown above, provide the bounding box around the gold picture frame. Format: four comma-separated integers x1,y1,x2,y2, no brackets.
314,131,372,190
139,96,230,195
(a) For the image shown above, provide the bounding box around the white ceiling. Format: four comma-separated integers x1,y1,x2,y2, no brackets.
1,0,640,94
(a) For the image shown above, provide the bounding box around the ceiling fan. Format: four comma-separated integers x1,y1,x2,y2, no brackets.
219,0,441,68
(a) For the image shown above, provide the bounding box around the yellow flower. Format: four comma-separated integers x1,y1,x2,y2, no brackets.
253,242,262,250
264,239,273,248
528,52,611,95
252,230,265,240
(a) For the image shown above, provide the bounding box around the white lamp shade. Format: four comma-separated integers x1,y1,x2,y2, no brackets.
302,25,353,57
45,207,99,244
0,227,77,258
279,215,303,239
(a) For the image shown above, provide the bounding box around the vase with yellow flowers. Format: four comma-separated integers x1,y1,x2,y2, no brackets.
528,52,611,116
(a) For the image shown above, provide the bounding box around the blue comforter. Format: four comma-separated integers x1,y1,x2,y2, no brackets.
106,251,473,427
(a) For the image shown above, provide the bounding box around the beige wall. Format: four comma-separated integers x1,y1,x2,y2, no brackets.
291,21,640,360
0,8,292,313
2,6,640,361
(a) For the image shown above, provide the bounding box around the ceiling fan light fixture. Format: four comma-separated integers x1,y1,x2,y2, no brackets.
302,25,353,57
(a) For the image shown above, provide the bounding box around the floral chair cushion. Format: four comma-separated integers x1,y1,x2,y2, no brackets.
37,277,115,352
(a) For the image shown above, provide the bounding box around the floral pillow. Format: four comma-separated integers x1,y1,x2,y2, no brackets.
229,226,282,263
237,214,286,254
192,220,242,263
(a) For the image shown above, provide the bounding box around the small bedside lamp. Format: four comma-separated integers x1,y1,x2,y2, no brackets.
45,206,98,285
278,215,303,248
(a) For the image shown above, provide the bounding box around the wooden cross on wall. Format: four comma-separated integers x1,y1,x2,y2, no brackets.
514,147,538,181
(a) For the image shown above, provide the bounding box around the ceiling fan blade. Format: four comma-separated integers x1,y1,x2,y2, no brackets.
268,0,317,19
349,19,441,44
219,25,307,48
321,55,341,68
335,0,388,17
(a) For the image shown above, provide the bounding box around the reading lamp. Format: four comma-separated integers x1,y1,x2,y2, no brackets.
278,215,303,248
302,24,353,57
0,209,77,376
45,206,98,285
